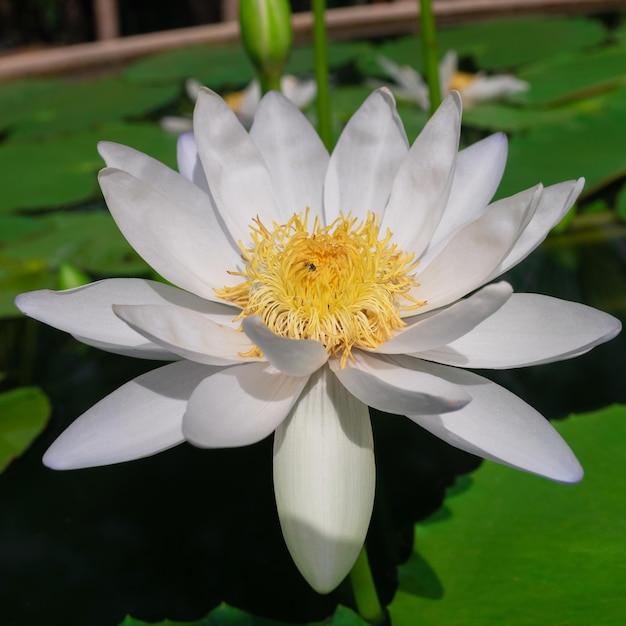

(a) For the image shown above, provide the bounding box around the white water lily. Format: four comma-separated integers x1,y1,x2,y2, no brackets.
161,75,317,133
16,88,619,594
378,51,529,110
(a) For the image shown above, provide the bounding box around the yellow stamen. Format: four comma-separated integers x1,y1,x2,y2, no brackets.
223,90,246,114
448,71,476,92
215,210,425,367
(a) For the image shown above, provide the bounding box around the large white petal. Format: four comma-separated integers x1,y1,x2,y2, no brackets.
43,361,212,470
113,304,256,366
415,293,621,368
99,168,241,300
14,278,236,359
422,133,508,264
176,131,210,193
373,282,512,354
193,87,281,243
242,316,328,376
407,361,583,483
273,367,375,593
408,184,542,314
98,141,215,223
330,352,469,415
182,362,307,447
381,91,461,258
324,88,409,223
250,91,328,221
488,178,585,280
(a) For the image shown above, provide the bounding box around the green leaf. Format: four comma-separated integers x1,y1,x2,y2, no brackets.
0,215,48,243
366,16,606,76
462,102,580,133
0,210,150,318
440,17,606,69
0,386,51,472
117,603,367,625
0,77,178,140
0,122,177,213
124,44,255,88
390,405,626,625
616,183,626,221
286,41,373,75
514,44,626,106
497,99,626,200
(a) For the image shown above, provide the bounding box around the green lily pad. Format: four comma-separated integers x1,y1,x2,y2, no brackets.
0,215,48,244
286,41,373,75
462,102,581,133
0,77,178,140
2,209,147,273
497,100,626,200
389,405,626,625
0,210,149,318
124,43,255,88
0,122,177,213
0,386,51,472
117,603,367,625
124,40,368,94
366,16,606,77
616,183,626,221
514,43,626,106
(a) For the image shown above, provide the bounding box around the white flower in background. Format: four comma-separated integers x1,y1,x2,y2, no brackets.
161,75,317,133
16,88,619,594
378,51,529,110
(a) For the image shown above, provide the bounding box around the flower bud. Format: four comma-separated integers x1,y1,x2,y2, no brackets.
239,0,293,93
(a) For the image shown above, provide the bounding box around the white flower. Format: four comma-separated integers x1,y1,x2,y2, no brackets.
16,88,619,594
161,75,317,133
378,51,529,110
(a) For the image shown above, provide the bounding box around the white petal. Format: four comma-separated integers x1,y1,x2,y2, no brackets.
422,133,508,265
14,278,231,359
113,304,256,366
438,50,458,94
330,351,469,415
183,362,307,447
407,362,583,483
43,361,212,470
489,178,585,280
409,184,542,314
416,293,621,369
377,56,429,109
324,88,409,223
273,367,375,593
280,75,317,108
382,91,461,258
99,168,241,300
462,75,529,105
176,131,210,193
242,316,328,376
193,87,281,243
374,282,513,354
250,91,328,220
98,140,214,222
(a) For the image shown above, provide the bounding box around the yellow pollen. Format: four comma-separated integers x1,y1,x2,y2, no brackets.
215,210,425,367
448,70,477,92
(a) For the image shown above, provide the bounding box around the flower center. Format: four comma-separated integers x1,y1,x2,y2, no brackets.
215,210,424,366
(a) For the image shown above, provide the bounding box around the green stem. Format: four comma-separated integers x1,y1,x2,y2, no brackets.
349,546,389,626
259,73,282,95
312,0,332,150
419,0,441,115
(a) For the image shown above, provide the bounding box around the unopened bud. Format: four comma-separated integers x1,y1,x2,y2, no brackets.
239,0,293,93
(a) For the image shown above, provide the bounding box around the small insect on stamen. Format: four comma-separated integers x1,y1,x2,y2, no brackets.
214,210,425,367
